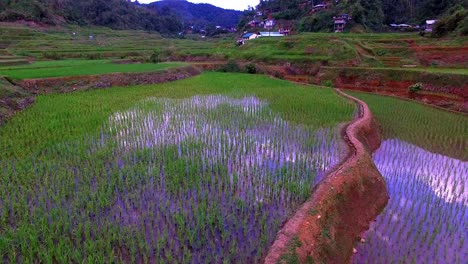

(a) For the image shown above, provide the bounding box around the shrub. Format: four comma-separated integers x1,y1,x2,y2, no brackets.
219,60,240,73
244,63,257,74
85,53,102,60
408,83,423,94
321,80,334,88
433,7,467,37
42,52,63,60
149,50,162,63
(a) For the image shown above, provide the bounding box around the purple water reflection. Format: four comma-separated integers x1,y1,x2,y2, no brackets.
353,139,468,264
103,95,347,262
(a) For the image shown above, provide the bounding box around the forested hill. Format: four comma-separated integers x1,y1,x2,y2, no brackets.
244,0,467,33
0,0,183,33
146,0,242,28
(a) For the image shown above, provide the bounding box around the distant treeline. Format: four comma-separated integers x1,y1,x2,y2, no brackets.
146,1,242,29
0,0,183,34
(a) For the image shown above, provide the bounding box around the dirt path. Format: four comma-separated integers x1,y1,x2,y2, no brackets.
264,89,388,264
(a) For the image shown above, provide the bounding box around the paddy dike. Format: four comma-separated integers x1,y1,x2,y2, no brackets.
265,90,389,264
191,60,467,113
17,65,201,94
319,67,468,113
1,66,201,125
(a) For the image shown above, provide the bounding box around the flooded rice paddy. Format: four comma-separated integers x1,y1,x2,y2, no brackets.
0,95,348,263
353,139,467,264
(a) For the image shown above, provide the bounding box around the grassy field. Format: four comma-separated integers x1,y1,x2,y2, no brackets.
0,72,354,262
0,60,187,80
1,24,466,68
348,91,467,160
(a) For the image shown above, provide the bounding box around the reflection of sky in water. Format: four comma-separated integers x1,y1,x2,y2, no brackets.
354,139,468,264
104,95,346,262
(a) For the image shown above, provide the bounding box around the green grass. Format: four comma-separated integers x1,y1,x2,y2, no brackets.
2,24,466,68
0,60,187,80
348,92,468,160
1,72,354,158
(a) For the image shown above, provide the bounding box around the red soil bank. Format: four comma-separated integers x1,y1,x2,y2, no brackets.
413,46,468,67
264,90,388,264
17,66,201,94
322,68,468,113
335,78,467,113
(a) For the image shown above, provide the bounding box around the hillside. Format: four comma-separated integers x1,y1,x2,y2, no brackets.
0,0,182,33
146,0,242,28
0,0,242,34
241,0,467,33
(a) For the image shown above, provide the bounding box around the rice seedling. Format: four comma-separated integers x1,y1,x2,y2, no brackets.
0,73,354,262
353,139,467,264
0,60,187,80
350,92,467,264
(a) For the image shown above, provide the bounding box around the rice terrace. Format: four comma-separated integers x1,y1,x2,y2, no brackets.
0,0,467,263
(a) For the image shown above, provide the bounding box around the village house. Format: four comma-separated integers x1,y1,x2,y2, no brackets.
242,33,259,40
425,20,437,33
311,3,328,13
259,32,284,37
334,14,350,33
264,19,275,30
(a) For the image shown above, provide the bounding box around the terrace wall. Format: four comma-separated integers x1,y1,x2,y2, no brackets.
264,90,389,264
17,66,201,94
319,67,468,112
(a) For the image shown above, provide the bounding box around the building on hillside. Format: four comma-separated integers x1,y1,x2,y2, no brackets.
333,14,351,32
279,28,291,36
425,20,437,33
242,33,259,40
259,32,284,37
265,19,275,30
312,3,328,13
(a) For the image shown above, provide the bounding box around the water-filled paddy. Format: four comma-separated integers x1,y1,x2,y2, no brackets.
350,92,467,264
353,139,467,263
102,95,346,262
0,73,354,262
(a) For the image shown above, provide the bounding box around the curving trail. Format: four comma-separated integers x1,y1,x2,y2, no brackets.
264,89,389,264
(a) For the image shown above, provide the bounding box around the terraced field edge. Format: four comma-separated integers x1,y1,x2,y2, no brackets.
264,89,389,264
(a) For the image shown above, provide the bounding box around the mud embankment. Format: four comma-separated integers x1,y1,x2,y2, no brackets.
0,66,201,125
319,67,467,113
264,90,389,264
17,66,201,94
0,77,34,125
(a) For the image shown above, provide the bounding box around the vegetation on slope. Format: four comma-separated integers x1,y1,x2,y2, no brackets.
146,0,242,28
433,5,468,37
0,0,183,33
242,0,466,32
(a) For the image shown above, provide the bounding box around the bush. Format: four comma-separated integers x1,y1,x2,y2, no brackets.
219,60,241,73
321,80,334,88
149,48,175,63
149,51,162,63
408,83,423,93
85,53,102,60
42,52,63,60
244,63,257,74
298,11,334,32
433,7,467,37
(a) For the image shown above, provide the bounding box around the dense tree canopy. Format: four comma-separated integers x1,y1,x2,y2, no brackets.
0,0,183,33
243,0,464,32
